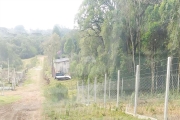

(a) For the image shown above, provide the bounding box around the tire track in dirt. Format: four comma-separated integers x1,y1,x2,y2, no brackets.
0,56,45,120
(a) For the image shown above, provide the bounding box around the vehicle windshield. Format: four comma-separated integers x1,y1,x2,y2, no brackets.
56,72,64,76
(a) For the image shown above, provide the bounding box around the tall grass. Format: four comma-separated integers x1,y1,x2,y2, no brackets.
42,57,140,120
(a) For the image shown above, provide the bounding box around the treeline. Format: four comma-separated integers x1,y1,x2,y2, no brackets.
0,25,51,69
44,0,180,81
43,25,78,61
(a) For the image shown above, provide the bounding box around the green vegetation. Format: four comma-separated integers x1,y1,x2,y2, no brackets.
42,57,140,120
0,95,20,106
43,80,140,120
0,26,51,69
44,103,140,120
1,0,179,119
44,81,68,102
42,0,180,87
23,78,33,86
27,57,38,68
22,57,40,86
43,57,69,102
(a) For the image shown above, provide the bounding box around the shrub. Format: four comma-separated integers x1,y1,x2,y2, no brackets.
45,83,68,102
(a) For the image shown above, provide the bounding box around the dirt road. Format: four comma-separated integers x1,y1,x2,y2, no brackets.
0,56,44,120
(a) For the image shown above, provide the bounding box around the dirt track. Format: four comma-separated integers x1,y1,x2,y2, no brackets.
0,56,44,120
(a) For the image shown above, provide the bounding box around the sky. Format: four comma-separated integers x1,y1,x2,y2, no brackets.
0,0,83,30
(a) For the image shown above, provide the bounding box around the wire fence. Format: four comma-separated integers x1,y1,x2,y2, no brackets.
0,68,28,94
77,57,180,120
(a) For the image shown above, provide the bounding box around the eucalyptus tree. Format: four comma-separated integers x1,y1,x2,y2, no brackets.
43,33,61,63
74,0,180,83
166,0,180,56
76,0,116,80
165,0,180,79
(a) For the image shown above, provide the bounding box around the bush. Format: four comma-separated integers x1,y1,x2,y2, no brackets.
45,83,68,102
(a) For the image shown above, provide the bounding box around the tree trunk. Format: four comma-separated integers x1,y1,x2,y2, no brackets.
130,28,136,75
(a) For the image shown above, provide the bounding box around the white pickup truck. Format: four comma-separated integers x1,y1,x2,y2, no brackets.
55,72,71,80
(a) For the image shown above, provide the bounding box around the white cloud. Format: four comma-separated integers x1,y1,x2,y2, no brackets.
0,0,83,30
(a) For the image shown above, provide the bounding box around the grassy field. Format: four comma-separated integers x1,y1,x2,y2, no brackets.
0,96,20,106
22,56,38,69
60,79,77,99
42,57,142,119
43,101,140,120
23,70,33,86
43,79,141,120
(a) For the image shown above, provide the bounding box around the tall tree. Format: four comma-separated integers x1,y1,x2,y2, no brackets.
43,33,61,61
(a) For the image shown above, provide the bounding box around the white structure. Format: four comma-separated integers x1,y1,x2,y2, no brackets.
53,58,69,74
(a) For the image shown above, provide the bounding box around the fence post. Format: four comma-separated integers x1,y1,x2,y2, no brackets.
2,82,4,96
8,58,9,83
94,77,97,103
14,70,16,86
0,82,1,95
134,65,140,115
164,57,171,120
82,80,84,103
77,81,79,101
177,74,179,94
121,78,123,97
88,78,90,105
0,81,4,96
109,79,111,99
116,70,120,108
12,68,16,90
104,74,107,108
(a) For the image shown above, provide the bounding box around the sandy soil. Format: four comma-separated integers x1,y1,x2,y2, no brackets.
0,56,45,120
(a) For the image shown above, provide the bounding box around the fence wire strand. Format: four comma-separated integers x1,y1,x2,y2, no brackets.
76,57,180,120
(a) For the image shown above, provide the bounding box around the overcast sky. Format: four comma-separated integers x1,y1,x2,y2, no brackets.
0,0,83,30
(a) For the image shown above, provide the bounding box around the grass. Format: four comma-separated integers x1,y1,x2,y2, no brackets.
43,78,141,120
23,79,33,86
42,57,140,119
0,95,21,106
60,79,77,98
22,56,38,69
0,56,39,106
43,102,140,120
125,93,180,119
23,57,39,86
23,70,34,86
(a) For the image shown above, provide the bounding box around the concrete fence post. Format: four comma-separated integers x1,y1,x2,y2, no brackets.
12,68,16,90
0,81,3,95
109,79,111,99
116,70,120,108
104,74,107,108
134,65,140,115
94,77,97,103
82,81,84,103
77,81,79,101
8,58,9,83
0,81,4,96
177,74,179,94
164,57,172,120
2,82,4,96
88,78,90,104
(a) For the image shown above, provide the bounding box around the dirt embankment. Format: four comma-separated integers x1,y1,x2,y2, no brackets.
0,56,45,120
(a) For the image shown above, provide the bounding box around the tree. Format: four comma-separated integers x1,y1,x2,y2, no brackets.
43,33,61,61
